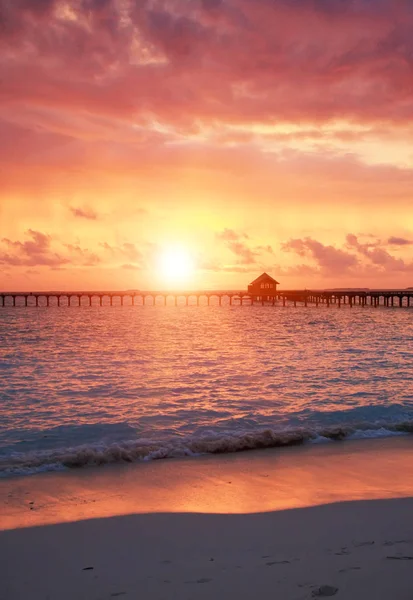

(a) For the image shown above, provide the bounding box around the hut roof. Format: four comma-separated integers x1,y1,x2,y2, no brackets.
249,272,280,285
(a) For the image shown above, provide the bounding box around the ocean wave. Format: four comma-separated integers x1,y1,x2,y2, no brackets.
1,420,412,477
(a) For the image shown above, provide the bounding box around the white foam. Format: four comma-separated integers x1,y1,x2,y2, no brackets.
1,421,412,477
347,428,408,440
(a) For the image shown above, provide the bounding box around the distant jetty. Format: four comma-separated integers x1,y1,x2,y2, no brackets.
1,289,412,308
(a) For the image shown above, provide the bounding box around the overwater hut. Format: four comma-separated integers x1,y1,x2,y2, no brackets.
247,272,280,302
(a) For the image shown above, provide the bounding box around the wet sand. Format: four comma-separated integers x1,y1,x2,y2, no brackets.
1,437,413,599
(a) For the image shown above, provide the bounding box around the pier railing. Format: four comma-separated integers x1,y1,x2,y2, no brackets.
1,290,412,307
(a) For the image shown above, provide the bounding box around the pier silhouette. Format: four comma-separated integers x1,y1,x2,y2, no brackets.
1,289,412,308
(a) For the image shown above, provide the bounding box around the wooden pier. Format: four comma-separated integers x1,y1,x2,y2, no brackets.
1,289,412,308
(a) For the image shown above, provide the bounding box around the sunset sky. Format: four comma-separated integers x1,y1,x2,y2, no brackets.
1,0,413,291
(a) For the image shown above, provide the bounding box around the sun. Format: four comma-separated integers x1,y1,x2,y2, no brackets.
159,247,195,283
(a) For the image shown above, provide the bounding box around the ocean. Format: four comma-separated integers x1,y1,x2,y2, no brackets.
1,302,412,477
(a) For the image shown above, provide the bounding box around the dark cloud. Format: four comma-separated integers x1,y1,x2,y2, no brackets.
82,0,113,10
201,0,223,9
70,206,99,220
387,236,413,246
19,0,56,13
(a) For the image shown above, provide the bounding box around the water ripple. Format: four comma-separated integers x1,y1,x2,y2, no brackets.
0,305,412,474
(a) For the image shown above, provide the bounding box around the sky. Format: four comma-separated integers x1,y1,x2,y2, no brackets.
1,0,413,291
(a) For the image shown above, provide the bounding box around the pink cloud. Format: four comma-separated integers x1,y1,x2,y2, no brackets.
200,259,256,274
346,234,413,272
282,237,358,275
215,229,272,265
216,228,248,242
206,230,275,273
0,230,67,267
0,230,100,269
121,263,141,271
2,1,413,290
2,0,413,137
64,244,101,266
100,242,144,265
283,234,413,276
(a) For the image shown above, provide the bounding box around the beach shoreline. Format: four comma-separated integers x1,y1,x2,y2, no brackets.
2,435,413,530
2,436,413,599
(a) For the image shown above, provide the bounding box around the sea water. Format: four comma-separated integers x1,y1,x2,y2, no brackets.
0,302,412,476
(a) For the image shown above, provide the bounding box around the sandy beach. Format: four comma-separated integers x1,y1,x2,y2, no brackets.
1,437,413,600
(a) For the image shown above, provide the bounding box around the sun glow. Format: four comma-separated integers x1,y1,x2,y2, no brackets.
159,247,195,283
